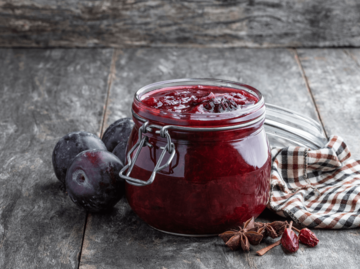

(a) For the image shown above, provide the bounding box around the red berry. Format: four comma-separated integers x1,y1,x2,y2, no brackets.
281,225,299,253
299,228,319,247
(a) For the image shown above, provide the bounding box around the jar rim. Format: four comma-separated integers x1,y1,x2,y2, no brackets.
133,78,265,127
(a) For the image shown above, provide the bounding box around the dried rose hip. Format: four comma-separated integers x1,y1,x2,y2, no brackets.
281,221,299,253
299,228,319,247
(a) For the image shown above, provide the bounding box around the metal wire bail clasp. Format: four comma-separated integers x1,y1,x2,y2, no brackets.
119,121,176,186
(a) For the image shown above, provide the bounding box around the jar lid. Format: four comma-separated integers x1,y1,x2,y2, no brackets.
265,103,327,149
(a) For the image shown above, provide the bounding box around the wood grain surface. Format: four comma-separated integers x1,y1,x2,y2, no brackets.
79,48,344,269
1,48,359,269
298,48,360,157
0,49,112,268
0,0,359,48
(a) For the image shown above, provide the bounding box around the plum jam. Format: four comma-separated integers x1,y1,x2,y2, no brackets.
141,86,258,113
124,79,271,236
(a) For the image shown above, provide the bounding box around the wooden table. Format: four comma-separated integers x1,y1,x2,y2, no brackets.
0,48,359,269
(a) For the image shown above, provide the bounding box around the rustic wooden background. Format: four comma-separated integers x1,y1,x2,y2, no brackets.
1,1,360,269
1,0,359,48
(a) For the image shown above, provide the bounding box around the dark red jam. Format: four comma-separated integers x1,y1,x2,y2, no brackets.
126,81,271,235
141,86,258,113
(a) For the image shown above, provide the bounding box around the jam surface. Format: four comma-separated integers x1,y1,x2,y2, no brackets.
141,86,258,113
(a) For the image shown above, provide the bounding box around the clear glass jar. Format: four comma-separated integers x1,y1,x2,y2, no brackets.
121,78,271,236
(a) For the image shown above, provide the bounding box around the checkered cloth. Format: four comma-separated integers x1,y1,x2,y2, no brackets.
269,135,360,229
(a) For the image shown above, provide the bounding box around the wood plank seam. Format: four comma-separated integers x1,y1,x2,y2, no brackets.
77,48,116,269
77,213,89,268
99,49,118,139
293,48,329,139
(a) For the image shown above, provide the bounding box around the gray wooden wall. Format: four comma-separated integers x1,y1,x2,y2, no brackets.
0,0,359,48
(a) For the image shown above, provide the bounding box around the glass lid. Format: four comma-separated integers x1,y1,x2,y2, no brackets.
265,103,327,149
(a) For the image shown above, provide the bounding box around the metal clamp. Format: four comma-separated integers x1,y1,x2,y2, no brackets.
119,121,176,187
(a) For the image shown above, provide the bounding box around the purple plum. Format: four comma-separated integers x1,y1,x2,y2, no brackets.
102,118,134,152
65,149,125,212
52,131,107,184
112,139,129,165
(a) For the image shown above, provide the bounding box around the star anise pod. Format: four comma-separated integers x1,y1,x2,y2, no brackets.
219,217,264,252
255,220,288,238
270,221,289,237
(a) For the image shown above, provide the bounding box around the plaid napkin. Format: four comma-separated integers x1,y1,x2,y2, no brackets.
269,136,360,229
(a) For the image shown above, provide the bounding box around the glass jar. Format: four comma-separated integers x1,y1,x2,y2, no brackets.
120,78,271,236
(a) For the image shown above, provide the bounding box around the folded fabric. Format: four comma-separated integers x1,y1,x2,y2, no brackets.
269,136,360,229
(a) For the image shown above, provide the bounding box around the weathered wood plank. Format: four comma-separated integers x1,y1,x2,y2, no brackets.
298,48,360,158
0,1,360,48
0,48,113,268
80,48,329,269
